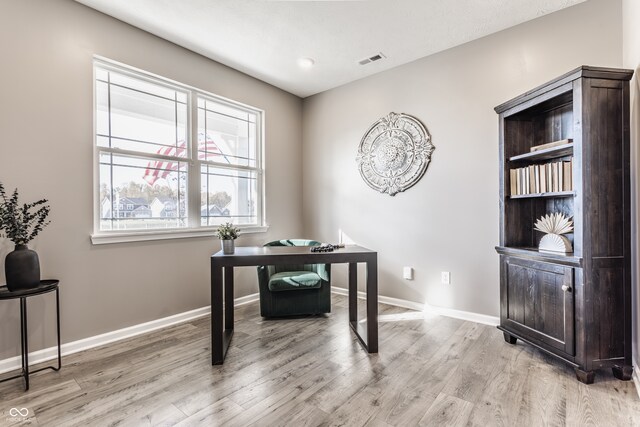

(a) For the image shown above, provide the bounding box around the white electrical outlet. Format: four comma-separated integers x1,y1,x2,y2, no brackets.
403,267,413,280
441,271,451,284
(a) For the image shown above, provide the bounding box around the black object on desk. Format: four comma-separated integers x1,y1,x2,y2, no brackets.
0,280,61,390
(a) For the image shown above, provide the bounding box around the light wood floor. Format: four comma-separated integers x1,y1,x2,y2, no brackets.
1,295,638,426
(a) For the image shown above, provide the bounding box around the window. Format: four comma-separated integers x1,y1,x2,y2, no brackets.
94,59,264,242
198,98,260,226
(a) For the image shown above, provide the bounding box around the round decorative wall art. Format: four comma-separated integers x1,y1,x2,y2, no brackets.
356,112,434,196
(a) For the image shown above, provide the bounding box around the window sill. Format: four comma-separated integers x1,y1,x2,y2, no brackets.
91,225,269,245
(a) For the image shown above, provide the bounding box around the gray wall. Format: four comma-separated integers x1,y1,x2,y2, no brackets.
0,0,303,359
301,0,623,316
1,0,634,365
623,0,640,380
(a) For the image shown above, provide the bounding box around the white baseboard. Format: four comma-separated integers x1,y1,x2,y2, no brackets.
331,287,425,311
331,287,499,326
425,304,500,326
234,292,260,307
0,293,259,376
0,289,500,377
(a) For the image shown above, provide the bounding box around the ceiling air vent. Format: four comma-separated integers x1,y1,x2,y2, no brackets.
359,53,386,65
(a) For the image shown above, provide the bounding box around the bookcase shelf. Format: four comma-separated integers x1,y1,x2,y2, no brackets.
495,66,633,384
509,143,574,162
495,246,582,267
509,191,575,199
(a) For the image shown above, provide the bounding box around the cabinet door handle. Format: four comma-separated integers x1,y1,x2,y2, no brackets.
561,284,572,292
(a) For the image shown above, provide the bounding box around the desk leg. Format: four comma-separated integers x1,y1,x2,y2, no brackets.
225,267,234,330
348,263,357,323
212,265,234,365
211,264,224,365
366,258,378,353
349,260,378,354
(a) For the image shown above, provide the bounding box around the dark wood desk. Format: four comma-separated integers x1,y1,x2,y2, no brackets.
210,245,378,364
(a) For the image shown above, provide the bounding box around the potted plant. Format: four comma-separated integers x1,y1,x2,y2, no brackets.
0,183,51,291
216,222,240,254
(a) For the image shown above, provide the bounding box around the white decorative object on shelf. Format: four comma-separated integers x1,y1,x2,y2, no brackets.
356,112,434,196
534,213,574,253
539,233,572,253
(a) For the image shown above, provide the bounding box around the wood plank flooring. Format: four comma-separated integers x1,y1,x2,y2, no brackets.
0,295,638,426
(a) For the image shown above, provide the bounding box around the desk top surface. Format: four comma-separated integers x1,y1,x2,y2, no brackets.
211,244,376,266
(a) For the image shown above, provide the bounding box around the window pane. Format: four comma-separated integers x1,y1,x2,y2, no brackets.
177,107,187,152
109,72,179,102
99,152,188,231
198,97,257,167
201,165,257,226
96,67,188,158
248,122,257,167
205,99,249,121
109,84,185,150
96,81,110,139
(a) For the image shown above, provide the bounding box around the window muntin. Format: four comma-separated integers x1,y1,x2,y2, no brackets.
94,60,263,235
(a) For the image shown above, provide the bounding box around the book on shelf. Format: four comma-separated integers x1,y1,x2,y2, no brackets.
509,157,573,196
528,166,535,194
530,138,573,152
557,161,563,192
563,159,572,191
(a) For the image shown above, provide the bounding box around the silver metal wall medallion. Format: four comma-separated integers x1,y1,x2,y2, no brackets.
356,112,434,196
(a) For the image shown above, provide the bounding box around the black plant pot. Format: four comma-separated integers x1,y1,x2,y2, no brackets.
5,244,41,291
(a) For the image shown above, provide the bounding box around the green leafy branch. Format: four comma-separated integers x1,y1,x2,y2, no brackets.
0,182,51,245
216,222,240,240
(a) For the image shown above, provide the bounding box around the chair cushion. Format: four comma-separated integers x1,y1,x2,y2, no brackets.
268,271,322,292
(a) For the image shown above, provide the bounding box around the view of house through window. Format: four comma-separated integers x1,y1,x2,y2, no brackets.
95,61,263,233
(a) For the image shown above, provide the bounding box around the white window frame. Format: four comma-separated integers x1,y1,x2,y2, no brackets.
91,57,267,245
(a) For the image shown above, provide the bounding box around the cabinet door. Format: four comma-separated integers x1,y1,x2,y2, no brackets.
502,257,574,356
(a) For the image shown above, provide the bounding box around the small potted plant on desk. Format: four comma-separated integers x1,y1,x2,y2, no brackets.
0,182,51,291
216,222,240,255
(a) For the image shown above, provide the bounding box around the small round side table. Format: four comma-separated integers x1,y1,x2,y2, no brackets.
0,280,61,391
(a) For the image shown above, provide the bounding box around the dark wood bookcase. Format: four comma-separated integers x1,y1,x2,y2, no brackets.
494,66,634,384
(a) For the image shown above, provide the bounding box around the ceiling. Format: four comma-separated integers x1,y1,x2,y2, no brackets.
75,0,586,98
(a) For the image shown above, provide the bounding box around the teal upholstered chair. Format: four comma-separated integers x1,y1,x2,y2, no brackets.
257,239,331,317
